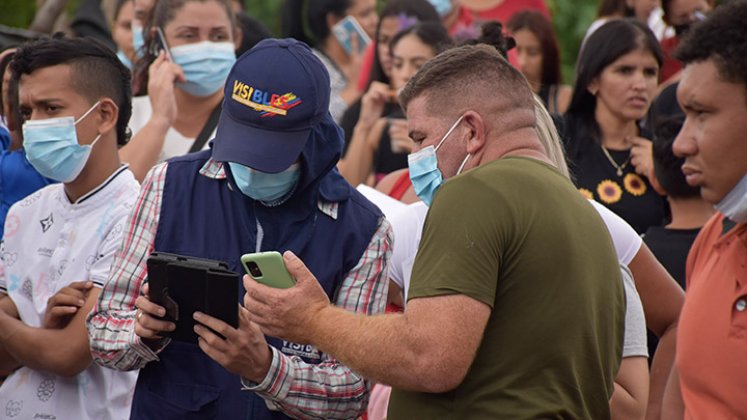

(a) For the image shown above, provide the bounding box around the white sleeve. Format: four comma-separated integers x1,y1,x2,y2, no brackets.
590,200,642,266
387,202,428,300
88,217,128,287
621,265,648,358
128,96,153,137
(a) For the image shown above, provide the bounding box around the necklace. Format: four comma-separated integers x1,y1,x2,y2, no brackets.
601,145,631,177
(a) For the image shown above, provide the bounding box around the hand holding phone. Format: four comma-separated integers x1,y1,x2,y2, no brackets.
241,252,296,289
150,26,173,61
332,16,371,55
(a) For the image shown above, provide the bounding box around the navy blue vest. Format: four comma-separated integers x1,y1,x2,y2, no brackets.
129,150,382,419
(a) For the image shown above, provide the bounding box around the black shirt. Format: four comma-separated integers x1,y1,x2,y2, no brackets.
340,99,409,177
642,226,700,289
558,114,668,234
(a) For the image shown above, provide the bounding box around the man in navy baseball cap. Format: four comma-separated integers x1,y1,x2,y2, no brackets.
213,38,331,173
90,36,391,419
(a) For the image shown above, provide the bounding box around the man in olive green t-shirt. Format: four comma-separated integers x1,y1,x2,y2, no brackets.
241,44,625,419
387,156,624,418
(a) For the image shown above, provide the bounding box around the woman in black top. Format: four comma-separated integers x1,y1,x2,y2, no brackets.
560,19,667,233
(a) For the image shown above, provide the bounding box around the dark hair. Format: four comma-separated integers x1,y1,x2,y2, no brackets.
1,48,23,138
597,0,633,17
281,0,351,47
661,0,675,19
652,116,700,198
675,0,747,90
10,36,133,146
234,13,272,56
133,0,235,95
400,44,534,118
507,10,561,86
0,47,16,119
367,0,440,88
113,0,131,21
566,19,662,149
462,21,515,60
389,22,453,58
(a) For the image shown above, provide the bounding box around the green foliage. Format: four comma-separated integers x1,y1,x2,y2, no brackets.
244,0,284,36
3,0,598,85
547,0,598,84
0,0,37,29
0,0,84,32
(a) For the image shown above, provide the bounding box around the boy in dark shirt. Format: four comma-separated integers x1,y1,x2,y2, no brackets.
643,114,714,289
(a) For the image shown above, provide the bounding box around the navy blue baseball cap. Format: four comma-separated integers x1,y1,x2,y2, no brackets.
212,38,331,173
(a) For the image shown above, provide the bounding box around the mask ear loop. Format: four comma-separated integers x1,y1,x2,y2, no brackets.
88,133,103,148
75,100,103,147
456,153,471,175
435,114,465,152
74,100,102,125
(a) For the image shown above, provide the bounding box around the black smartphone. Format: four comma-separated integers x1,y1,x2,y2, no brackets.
149,26,173,61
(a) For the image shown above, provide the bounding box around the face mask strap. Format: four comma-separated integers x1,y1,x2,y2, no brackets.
74,100,102,125
435,114,465,152
88,133,103,149
457,153,471,175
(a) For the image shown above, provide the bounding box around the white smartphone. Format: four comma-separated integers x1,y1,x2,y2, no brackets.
332,15,371,55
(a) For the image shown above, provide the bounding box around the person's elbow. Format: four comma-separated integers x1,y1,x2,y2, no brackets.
55,360,92,378
47,343,93,378
610,356,649,420
411,350,471,393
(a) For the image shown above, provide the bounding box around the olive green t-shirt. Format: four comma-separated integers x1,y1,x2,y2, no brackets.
388,157,624,419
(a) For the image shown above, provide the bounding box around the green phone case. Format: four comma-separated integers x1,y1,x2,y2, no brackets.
241,251,296,289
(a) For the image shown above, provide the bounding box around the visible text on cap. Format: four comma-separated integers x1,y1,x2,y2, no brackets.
232,80,303,118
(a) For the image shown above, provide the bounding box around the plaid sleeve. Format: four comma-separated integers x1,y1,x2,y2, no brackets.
87,163,169,371
242,217,392,419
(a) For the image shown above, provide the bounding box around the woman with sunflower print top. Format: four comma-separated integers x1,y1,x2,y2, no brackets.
558,19,667,233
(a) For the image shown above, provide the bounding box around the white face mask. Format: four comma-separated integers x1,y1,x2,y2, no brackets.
715,174,747,223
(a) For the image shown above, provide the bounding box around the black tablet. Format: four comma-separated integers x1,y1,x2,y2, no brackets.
147,252,239,344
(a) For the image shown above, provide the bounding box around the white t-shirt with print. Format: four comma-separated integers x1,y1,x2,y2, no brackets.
0,166,140,420
129,95,214,163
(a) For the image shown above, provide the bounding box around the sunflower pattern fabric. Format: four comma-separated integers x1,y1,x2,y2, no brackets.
571,145,667,234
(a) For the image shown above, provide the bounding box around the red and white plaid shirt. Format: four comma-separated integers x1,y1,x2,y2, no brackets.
87,159,392,419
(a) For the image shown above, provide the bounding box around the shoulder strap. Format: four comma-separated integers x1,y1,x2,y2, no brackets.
189,103,222,153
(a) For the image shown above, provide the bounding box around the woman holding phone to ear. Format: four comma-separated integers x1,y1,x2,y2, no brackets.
121,0,240,182
281,0,378,123
338,22,452,187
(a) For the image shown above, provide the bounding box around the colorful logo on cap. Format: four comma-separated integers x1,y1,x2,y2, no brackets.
232,80,302,118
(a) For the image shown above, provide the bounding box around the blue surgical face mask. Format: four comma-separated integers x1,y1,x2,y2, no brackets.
408,115,469,206
428,0,454,17
171,41,236,97
229,162,301,204
22,101,102,183
715,174,747,223
117,50,133,69
132,23,145,58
